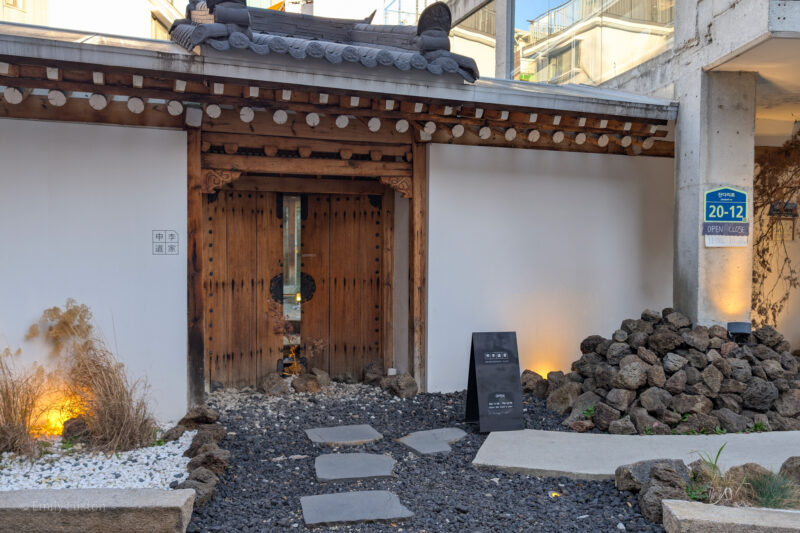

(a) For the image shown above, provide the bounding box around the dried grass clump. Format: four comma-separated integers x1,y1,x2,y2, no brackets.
64,338,156,452
0,349,44,456
25,300,157,452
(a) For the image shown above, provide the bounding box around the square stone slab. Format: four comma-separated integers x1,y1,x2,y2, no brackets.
301,491,413,526
398,427,467,455
305,424,383,446
315,453,396,482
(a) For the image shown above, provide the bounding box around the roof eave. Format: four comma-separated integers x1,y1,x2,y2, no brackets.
0,25,678,121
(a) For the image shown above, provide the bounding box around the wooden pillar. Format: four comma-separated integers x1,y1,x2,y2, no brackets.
187,129,206,407
409,142,428,390
382,190,395,372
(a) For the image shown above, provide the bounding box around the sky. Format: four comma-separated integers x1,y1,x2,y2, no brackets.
514,0,564,30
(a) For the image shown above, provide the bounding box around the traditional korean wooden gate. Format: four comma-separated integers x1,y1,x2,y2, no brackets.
202,190,284,388
202,189,389,387
301,194,385,378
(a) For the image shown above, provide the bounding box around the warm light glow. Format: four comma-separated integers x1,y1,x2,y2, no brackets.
550,492,561,498
705,249,752,321
31,384,85,438
295,292,302,303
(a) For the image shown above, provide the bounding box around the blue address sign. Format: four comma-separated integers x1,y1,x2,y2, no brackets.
704,187,748,223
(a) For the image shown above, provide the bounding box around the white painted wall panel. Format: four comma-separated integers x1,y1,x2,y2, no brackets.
0,119,187,424
427,144,674,392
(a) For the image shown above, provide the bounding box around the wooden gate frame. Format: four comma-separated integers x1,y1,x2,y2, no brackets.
186,134,428,405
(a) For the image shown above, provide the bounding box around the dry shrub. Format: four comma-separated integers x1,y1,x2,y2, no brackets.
27,300,157,452
0,349,44,456
65,338,155,452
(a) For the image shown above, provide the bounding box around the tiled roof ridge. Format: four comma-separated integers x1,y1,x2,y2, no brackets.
169,0,479,82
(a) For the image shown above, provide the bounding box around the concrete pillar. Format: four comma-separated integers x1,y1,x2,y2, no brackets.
674,70,756,326
494,0,513,78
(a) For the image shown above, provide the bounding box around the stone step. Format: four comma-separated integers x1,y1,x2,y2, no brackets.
305,424,383,446
398,427,467,455
315,453,396,481
663,499,800,532
0,488,195,533
301,490,414,526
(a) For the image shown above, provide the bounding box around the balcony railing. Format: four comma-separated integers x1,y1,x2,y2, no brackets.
528,0,673,45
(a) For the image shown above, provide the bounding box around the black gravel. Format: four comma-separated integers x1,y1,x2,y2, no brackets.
189,386,663,533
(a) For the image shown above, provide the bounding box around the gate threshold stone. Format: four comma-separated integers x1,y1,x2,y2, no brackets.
473,429,800,480
0,488,195,533
301,490,413,526
315,453,396,481
305,424,383,446
398,427,467,455
663,499,800,532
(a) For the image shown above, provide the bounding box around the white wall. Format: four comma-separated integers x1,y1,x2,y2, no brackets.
427,144,674,392
0,119,187,424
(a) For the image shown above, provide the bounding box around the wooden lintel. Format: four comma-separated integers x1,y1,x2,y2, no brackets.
380,176,412,199
218,175,388,195
202,153,412,177
202,131,411,158
202,169,243,193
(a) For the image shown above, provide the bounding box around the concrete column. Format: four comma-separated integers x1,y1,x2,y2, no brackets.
674,70,756,326
494,0,513,78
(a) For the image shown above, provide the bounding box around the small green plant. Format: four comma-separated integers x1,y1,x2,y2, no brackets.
644,425,653,435
153,438,165,447
61,437,76,451
748,473,800,509
698,443,727,475
714,426,727,435
746,421,769,433
686,478,710,502
581,406,596,419
681,413,690,422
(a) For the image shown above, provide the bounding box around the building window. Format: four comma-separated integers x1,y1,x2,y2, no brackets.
4,0,23,9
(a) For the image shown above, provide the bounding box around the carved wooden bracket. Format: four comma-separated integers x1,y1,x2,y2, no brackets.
380,176,412,199
202,169,242,193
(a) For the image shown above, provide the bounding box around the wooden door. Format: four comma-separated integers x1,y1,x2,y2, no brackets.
202,191,283,388
302,194,384,378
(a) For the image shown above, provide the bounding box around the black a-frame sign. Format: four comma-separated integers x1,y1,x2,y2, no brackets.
465,332,524,433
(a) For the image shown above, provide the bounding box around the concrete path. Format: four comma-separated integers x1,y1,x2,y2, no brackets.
301,491,414,526
0,488,195,533
663,499,800,533
315,453,396,481
472,429,800,480
305,424,383,446
398,428,467,455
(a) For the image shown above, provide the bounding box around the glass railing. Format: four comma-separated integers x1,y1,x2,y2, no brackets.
515,0,674,85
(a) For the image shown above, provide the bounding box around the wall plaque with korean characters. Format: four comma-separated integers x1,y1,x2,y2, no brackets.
465,332,524,433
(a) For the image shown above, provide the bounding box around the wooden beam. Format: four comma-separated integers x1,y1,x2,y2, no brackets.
187,129,206,407
0,94,183,128
202,169,242,193
204,110,413,144
202,131,411,158
219,175,388,195
409,142,427,391
202,153,412,177
382,190,395,372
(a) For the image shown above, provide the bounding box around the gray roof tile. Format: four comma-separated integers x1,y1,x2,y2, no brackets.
170,1,479,82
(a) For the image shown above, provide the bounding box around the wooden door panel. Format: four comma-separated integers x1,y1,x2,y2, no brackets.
226,191,257,388
256,191,283,381
328,195,383,378
301,194,331,373
203,193,229,386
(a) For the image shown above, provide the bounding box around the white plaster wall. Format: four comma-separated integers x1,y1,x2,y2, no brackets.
0,119,187,424
427,144,674,392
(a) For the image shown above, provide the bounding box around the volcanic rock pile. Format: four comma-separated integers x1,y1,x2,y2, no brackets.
522,308,800,434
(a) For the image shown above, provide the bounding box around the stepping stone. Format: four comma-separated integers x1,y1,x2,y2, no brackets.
315,453,396,482
305,424,383,446
301,491,413,526
398,427,467,455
